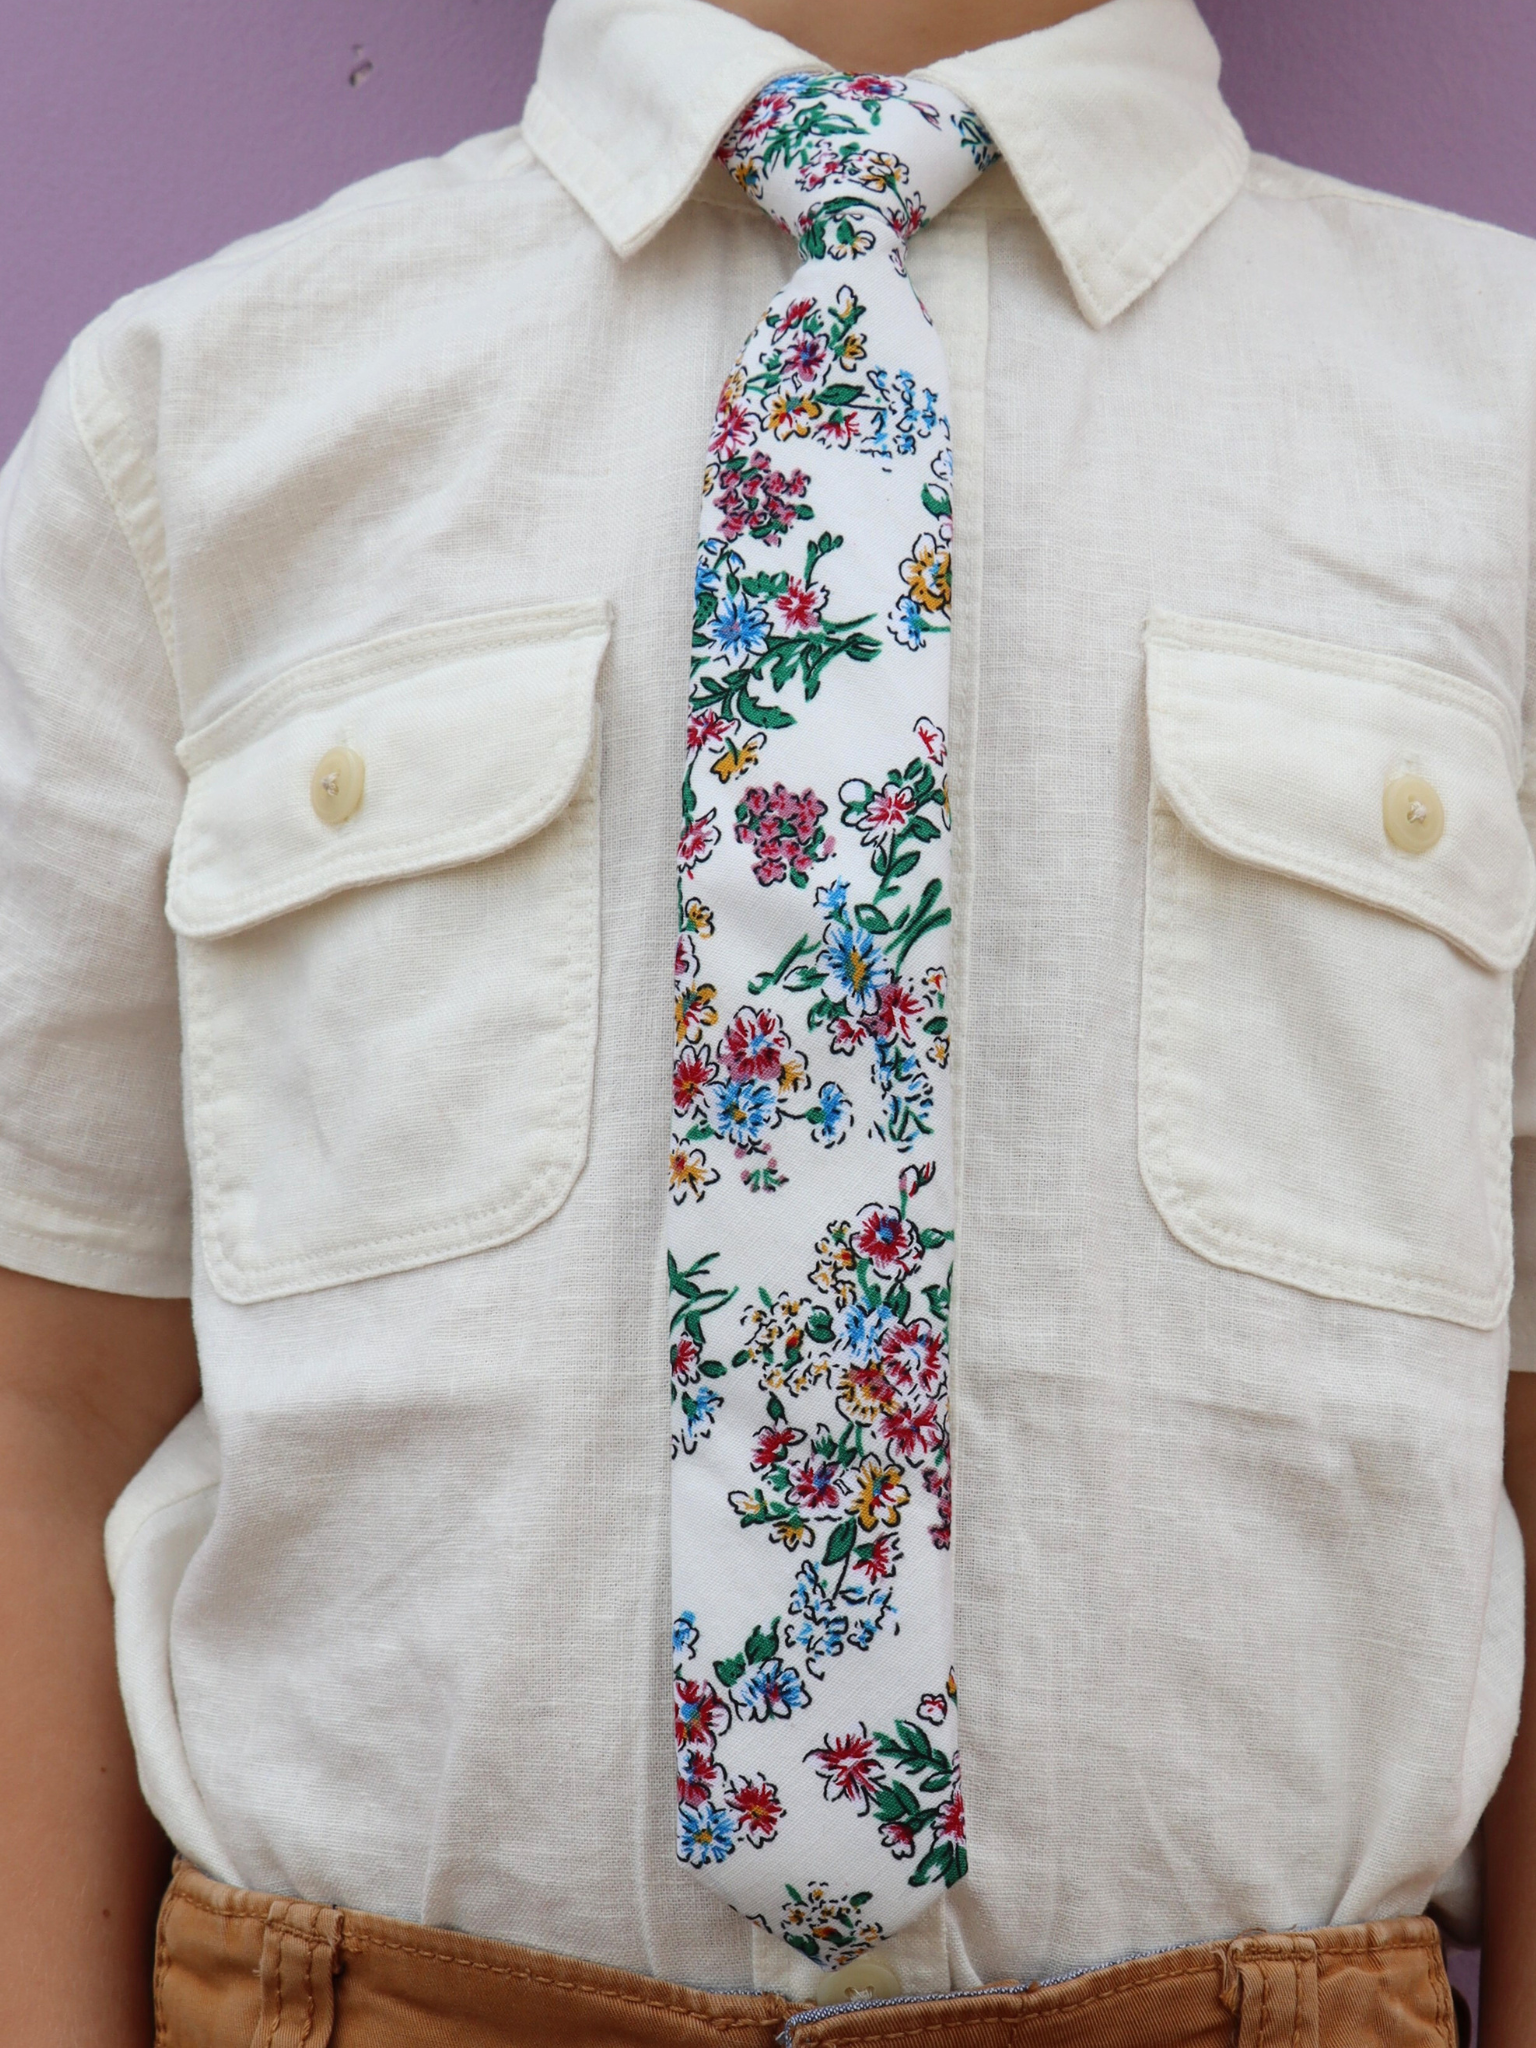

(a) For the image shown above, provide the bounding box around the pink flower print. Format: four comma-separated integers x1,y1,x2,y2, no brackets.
674,1676,731,1753
788,1456,847,1518
850,1532,899,1584
923,1463,953,1550
678,809,720,875
726,1775,784,1846
879,1319,946,1396
751,1423,805,1472
880,1820,917,1859
914,716,947,765
873,978,926,1045
858,781,917,842
783,332,829,384
671,1333,701,1387
878,1397,945,1461
917,1692,949,1726
808,1727,885,1814
712,452,811,547
734,783,831,888
774,577,826,632
774,296,817,336
677,1746,721,1809
937,1788,966,1843
687,708,735,754
853,1203,922,1278
722,1006,792,1085
814,412,861,449
709,400,754,459
830,1016,868,1055
673,1045,718,1118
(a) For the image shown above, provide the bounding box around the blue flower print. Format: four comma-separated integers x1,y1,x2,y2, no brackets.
888,594,925,652
678,1385,723,1454
711,594,771,665
815,876,851,918
819,922,891,1013
731,1657,812,1722
709,1076,780,1146
837,1298,896,1363
809,1080,853,1147
673,1611,701,1660
677,1802,738,1867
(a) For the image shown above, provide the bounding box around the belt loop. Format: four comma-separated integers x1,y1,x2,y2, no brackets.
1225,1935,1319,2048
250,1898,343,2048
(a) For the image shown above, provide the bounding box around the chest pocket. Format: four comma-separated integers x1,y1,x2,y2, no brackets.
167,600,610,1304
1138,611,1536,1328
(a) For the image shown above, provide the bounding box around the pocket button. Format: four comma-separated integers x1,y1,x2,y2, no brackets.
311,746,366,826
1383,774,1444,855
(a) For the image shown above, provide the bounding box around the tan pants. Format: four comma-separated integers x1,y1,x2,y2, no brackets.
154,1859,1459,2048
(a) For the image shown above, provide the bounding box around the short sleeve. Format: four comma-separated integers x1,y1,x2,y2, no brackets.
0,341,190,1295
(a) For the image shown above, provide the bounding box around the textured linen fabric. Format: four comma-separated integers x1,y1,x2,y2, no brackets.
2,0,1536,2000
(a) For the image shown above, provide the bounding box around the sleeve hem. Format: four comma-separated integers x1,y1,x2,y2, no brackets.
0,1189,191,1298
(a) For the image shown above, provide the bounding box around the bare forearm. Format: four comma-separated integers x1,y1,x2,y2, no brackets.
1481,1370,1536,2047
0,1271,198,2048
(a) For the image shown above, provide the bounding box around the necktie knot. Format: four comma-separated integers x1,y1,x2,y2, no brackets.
719,72,996,261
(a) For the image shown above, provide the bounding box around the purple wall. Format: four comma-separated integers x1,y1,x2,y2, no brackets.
0,0,1518,2027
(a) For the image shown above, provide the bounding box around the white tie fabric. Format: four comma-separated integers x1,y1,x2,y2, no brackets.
668,71,994,1966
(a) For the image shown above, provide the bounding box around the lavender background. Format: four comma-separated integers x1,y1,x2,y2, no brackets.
0,0,1522,2028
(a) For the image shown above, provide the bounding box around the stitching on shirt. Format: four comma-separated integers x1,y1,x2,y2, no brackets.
66,338,180,693
184,747,601,1301
1244,151,1536,252
1136,793,1512,1325
176,602,610,766
337,1929,790,2038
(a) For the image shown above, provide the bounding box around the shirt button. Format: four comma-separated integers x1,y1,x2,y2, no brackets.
311,746,366,826
820,1956,902,2003
1382,774,1444,855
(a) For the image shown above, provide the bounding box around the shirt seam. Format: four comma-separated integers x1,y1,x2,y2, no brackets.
66,333,181,697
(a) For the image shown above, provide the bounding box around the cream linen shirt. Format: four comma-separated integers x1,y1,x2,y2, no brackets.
4,0,1536,1999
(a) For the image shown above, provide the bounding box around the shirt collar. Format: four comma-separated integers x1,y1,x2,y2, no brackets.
522,0,1249,328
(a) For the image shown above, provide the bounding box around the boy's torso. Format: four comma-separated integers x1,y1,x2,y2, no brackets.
21,0,1536,1998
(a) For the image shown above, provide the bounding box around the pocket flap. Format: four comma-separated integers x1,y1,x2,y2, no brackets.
1145,611,1536,972
167,601,612,940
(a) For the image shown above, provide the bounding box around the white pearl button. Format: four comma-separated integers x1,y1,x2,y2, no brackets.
311,746,366,826
820,1955,902,2003
1382,774,1444,855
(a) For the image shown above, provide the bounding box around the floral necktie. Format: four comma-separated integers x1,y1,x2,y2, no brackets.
668,71,995,1967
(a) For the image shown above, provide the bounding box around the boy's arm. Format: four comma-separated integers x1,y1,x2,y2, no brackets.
1480,1367,1536,2046
0,1264,198,2048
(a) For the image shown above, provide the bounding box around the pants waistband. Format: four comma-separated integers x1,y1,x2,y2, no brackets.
153,1859,1459,2048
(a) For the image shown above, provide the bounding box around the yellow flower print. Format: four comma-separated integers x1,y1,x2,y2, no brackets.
701,462,717,498
927,1032,950,1069
900,532,951,615
921,964,947,997
721,366,746,405
854,149,905,193
839,330,867,368
765,392,822,440
709,734,763,783
669,1142,717,1204
777,1050,809,1096
683,897,714,937
675,981,719,1045
836,1364,896,1427
768,1510,816,1551
853,1456,910,1530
